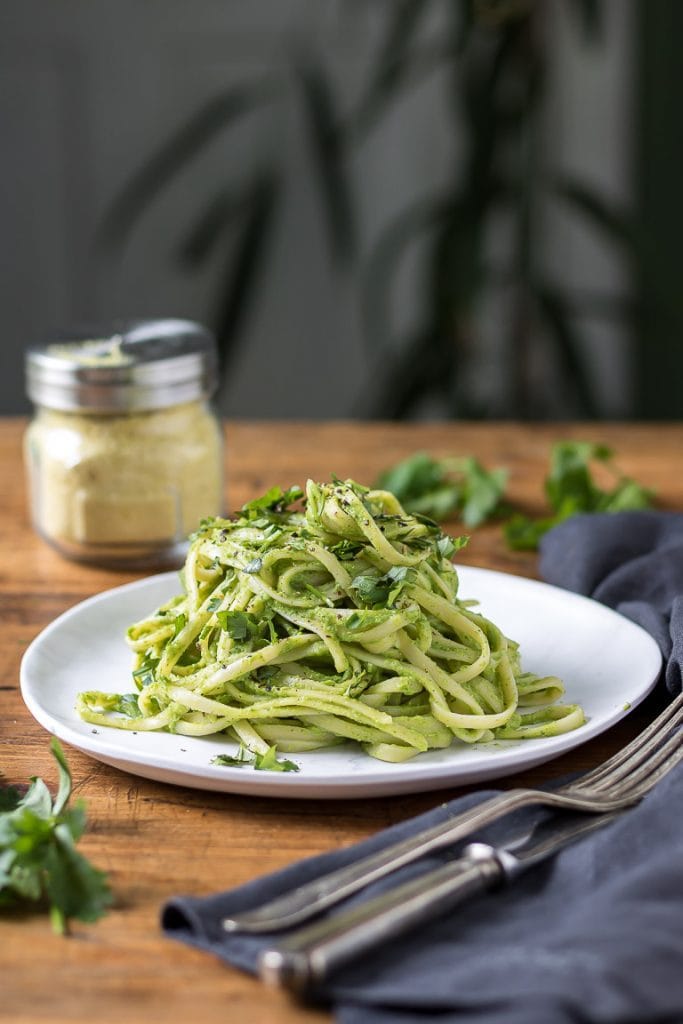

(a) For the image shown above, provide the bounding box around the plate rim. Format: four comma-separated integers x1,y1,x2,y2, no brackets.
19,566,663,798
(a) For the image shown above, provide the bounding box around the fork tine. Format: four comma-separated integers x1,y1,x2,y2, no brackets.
608,726,683,800
573,690,683,792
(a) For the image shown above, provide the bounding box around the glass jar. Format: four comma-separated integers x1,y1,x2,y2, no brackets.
24,319,224,568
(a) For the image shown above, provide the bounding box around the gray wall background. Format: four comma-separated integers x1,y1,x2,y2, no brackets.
0,0,633,418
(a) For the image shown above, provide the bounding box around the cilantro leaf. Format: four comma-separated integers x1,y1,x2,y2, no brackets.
253,746,300,772
385,566,417,606
131,654,159,688
597,477,653,513
328,539,364,560
0,739,111,934
504,441,654,550
210,748,253,767
437,534,468,559
349,566,417,608
377,442,652,550
211,745,299,773
348,571,391,606
216,610,252,640
112,694,143,719
241,485,304,518
544,441,608,512
459,458,509,528
44,825,110,934
503,513,558,551
83,692,142,718
375,453,507,526
376,453,445,504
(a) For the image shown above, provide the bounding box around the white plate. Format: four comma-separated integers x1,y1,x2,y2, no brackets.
20,568,662,799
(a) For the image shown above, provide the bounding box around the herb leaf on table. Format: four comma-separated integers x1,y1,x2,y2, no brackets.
374,452,508,527
376,442,654,552
504,441,654,550
0,738,112,934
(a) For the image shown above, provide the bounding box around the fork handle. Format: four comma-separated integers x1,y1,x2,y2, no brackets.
223,791,519,933
258,845,502,992
225,783,639,934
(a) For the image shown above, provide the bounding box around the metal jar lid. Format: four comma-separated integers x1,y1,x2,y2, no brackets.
25,319,219,412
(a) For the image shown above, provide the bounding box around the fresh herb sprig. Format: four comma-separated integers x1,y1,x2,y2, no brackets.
504,441,654,550
375,453,508,527
377,443,654,551
211,745,299,773
0,739,112,934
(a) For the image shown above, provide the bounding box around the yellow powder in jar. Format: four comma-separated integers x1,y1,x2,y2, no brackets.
25,401,223,550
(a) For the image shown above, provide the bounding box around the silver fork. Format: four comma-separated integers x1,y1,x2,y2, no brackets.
224,691,683,933
259,723,683,991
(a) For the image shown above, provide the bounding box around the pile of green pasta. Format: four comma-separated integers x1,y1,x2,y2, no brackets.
77,479,584,763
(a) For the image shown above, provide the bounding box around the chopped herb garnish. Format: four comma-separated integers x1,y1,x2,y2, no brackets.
110,694,142,719
211,745,299,772
211,747,253,767
348,571,390,607
437,534,468,559
386,566,417,606
243,557,263,574
254,746,299,772
216,610,253,640
241,485,304,518
349,565,417,608
329,538,364,560
132,655,159,688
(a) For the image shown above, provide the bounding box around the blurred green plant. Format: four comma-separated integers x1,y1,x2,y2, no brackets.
99,0,637,418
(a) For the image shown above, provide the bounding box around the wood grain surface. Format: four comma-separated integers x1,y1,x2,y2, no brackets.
1,418,681,1024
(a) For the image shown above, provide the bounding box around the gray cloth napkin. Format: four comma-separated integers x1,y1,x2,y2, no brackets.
539,510,683,695
162,510,683,1024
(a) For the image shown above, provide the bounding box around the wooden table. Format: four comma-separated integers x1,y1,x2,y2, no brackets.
2,419,681,1024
